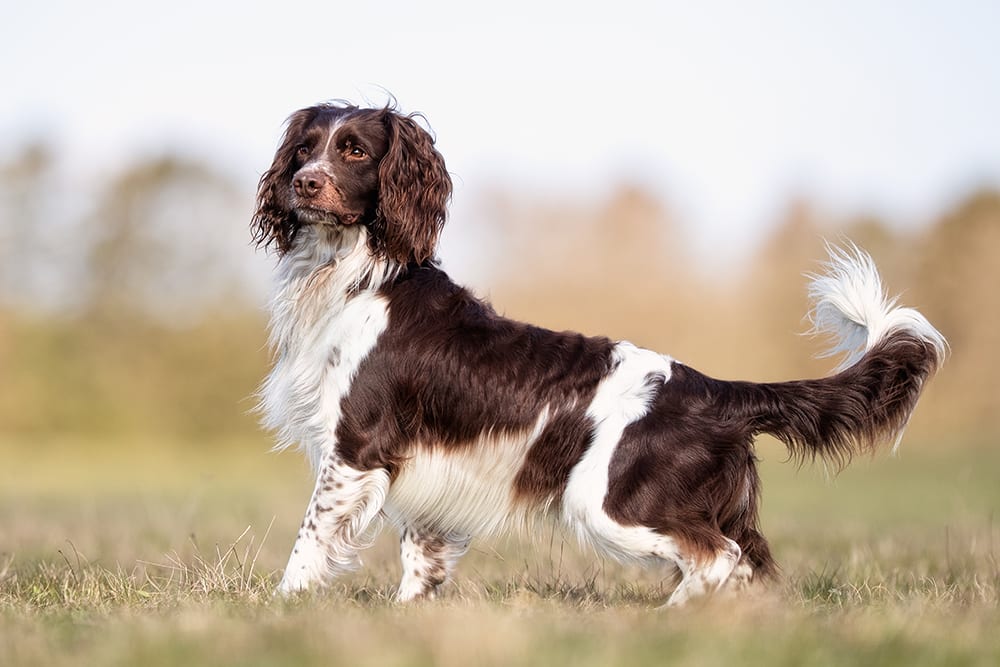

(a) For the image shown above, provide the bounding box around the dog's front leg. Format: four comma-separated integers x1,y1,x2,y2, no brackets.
277,454,390,594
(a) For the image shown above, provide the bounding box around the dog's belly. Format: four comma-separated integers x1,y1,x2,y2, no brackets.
383,412,551,537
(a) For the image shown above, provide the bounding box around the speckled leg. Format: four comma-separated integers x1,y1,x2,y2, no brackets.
277,455,389,594
717,557,755,596
395,526,471,602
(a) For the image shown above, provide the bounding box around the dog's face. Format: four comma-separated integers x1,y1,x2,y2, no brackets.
252,103,453,265
288,108,389,228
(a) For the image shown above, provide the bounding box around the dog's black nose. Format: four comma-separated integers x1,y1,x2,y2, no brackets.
293,170,325,198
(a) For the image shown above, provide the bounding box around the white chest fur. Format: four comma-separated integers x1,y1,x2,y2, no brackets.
259,226,395,472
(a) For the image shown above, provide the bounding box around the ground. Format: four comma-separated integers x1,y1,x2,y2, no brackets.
1,435,998,666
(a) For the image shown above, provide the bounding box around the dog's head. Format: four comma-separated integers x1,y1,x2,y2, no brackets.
252,103,452,264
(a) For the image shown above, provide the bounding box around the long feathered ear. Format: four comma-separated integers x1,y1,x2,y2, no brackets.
251,108,316,254
373,110,452,264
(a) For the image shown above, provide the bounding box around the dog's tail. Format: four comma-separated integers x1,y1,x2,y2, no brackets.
732,243,947,467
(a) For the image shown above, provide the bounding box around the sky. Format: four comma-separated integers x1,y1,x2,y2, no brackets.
2,0,999,280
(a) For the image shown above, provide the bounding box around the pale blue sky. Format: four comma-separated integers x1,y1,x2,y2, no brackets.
2,0,998,277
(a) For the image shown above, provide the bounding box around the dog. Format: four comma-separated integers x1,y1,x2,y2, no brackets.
251,102,945,606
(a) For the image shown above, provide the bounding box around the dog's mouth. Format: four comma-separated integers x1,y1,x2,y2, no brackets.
294,207,361,227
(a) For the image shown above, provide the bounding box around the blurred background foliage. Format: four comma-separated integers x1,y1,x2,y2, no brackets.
0,141,997,445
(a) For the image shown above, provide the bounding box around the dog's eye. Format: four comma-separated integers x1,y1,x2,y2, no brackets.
295,145,310,160
348,146,367,159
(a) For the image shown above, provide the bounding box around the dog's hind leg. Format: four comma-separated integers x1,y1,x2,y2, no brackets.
660,536,743,607
568,516,742,607
718,556,756,596
395,525,471,602
277,454,389,594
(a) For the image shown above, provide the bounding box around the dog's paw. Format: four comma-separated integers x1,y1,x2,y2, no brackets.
274,571,320,597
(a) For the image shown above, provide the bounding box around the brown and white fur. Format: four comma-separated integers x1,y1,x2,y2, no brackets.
252,102,946,606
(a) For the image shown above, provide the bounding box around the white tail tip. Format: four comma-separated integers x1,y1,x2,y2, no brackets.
807,242,947,372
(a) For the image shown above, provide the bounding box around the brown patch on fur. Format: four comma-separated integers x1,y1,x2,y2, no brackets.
334,265,615,480
512,409,600,506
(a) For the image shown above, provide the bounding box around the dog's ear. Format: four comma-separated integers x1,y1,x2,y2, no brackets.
372,110,452,264
252,108,316,254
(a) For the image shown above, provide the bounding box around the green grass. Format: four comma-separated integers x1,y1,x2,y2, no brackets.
1,436,998,666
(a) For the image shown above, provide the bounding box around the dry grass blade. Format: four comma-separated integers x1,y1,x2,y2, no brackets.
138,525,277,600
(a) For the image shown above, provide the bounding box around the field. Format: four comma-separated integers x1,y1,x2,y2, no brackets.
3,141,999,664
2,435,998,666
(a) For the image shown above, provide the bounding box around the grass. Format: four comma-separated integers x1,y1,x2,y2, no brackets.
1,436,998,666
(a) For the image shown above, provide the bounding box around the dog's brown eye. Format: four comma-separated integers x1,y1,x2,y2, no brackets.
349,146,367,159
296,145,310,160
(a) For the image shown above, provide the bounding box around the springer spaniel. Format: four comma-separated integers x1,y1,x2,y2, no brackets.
252,102,946,606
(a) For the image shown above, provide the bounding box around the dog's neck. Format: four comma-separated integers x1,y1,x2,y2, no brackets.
278,223,400,289
267,223,400,355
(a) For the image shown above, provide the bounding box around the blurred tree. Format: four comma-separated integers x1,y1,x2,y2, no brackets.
841,215,914,287
83,155,252,323
596,185,684,286
488,184,688,346
915,190,1000,346
0,148,270,440
911,190,1000,435
488,184,679,285
0,142,64,311
745,198,829,380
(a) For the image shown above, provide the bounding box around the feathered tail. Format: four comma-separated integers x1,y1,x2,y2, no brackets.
738,243,947,466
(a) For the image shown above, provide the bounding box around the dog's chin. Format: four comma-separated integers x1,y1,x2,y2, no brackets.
294,207,361,227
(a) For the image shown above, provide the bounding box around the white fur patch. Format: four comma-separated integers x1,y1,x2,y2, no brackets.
320,117,345,161
561,342,675,562
808,242,947,371
384,409,551,537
